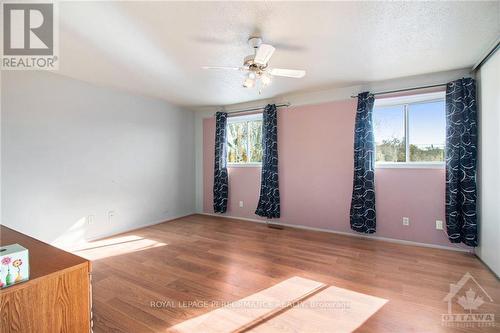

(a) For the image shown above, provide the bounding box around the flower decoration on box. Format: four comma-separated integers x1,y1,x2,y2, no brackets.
1,256,13,286
13,259,23,282
1,257,11,266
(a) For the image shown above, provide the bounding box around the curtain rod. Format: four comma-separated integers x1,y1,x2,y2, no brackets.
350,83,447,99
221,103,291,116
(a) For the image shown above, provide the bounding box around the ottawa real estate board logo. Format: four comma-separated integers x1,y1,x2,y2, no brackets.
1,2,59,70
442,272,496,328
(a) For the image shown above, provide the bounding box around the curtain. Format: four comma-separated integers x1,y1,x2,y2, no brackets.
213,111,229,213
255,104,280,218
350,92,376,234
445,78,478,247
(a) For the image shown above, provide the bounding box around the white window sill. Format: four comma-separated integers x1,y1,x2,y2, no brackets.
227,163,262,168
376,162,445,169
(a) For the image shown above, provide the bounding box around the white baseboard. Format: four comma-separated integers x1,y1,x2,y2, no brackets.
86,212,195,242
201,213,472,253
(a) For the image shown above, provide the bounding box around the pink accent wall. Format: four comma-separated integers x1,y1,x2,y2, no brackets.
203,100,462,248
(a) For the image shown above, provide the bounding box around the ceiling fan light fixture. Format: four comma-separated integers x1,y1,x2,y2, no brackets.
243,77,255,88
261,73,272,86
203,36,305,90
243,72,257,88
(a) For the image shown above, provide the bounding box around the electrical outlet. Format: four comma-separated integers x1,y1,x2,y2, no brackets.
402,217,410,226
436,220,444,230
87,215,95,225
239,201,244,208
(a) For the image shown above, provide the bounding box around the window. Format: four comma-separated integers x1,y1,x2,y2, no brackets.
373,91,445,167
226,114,263,165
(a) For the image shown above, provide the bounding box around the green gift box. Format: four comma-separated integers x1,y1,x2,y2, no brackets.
0,244,30,288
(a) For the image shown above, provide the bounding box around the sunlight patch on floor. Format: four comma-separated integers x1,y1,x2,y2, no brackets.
167,276,387,333
69,235,167,260
167,276,325,333
248,285,388,333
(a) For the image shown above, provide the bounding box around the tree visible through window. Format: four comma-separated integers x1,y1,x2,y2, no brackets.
373,105,406,162
373,93,445,164
227,114,263,164
408,100,445,162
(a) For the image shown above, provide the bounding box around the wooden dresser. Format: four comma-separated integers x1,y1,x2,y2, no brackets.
0,225,91,332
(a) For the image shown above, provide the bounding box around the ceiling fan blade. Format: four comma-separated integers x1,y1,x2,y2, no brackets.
254,44,275,65
269,68,306,78
202,66,243,71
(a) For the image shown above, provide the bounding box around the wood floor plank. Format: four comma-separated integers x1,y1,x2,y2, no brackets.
167,277,326,333
92,299,155,333
80,214,499,332
248,285,387,333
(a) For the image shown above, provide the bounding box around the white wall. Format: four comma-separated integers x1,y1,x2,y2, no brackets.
1,71,195,246
476,49,500,276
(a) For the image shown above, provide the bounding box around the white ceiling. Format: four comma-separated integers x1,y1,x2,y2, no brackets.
58,1,499,107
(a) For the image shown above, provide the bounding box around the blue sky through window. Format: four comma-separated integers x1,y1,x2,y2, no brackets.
374,100,445,147
409,100,445,147
373,105,404,144
374,98,446,163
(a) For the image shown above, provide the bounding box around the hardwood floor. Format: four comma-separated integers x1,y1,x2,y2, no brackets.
74,214,499,332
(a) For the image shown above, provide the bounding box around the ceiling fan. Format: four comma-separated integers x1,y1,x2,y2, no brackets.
202,37,306,90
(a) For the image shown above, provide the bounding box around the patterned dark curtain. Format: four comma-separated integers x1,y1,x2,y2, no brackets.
213,112,229,213
445,78,478,247
255,104,280,218
350,92,376,234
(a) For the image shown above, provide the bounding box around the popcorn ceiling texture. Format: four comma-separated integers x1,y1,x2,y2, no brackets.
58,1,498,106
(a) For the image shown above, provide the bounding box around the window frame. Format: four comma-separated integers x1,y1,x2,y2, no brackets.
226,113,263,168
373,91,446,169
